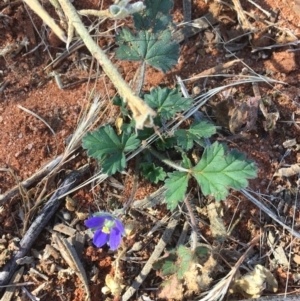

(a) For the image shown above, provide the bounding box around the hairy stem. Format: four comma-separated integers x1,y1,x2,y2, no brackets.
184,195,199,252
147,147,189,173
57,0,156,129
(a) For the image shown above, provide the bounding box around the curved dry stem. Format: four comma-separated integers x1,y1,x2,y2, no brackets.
57,0,156,130
17,105,58,157
23,0,66,43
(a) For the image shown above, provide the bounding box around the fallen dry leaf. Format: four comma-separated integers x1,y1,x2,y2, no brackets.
158,274,184,300
231,265,278,298
293,254,300,265
207,203,227,241
275,164,300,177
104,274,124,297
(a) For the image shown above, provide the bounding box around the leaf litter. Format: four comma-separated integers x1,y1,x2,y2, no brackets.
1,0,300,300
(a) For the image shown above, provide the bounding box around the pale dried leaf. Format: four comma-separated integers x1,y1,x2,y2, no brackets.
158,275,184,300
115,116,124,135
275,164,300,177
283,139,297,148
105,274,124,296
293,254,300,265
197,253,216,290
53,223,76,236
294,0,300,16
207,203,227,241
184,251,215,294
231,265,278,298
263,112,280,131
273,246,289,267
184,263,200,293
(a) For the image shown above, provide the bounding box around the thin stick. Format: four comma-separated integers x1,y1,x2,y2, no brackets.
18,105,58,157
182,0,192,22
0,282,34,288
0,155,63,205
241,189,300,239
198,235,260,301
184,195,199,251
121,211,181,301
186,59,241,83
284,179,300,297
232,0,252,30
247,0,272,19
0,267,24,301
147,147,189,172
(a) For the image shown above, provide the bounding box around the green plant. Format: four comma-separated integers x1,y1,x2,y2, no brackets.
153,244,214,298
82,0,257,211
116,0,178,73
153,245,208,279
81,0,257,294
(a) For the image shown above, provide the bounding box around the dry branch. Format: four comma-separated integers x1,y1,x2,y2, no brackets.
232,0,252,30
23,0,66,43
0,155,63,205
57,0,156,130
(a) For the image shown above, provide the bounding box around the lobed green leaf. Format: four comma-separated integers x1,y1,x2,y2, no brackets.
176,245,193,279
144,87,193,120
165,171,190,211
153,251,177,275
175,120,217,150
191,142,257,201
140,162,166,183
155,137,177,151
133,0,173,33
82,125,140,175
116,29,179,73
161,258,178,276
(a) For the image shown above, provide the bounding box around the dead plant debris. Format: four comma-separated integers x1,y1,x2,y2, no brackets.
1,0,300,300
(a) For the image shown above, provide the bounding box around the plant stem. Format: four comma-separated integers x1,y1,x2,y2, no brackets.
147,147,189,173
57,0,156,129
184,195,198,252
24,0,67,43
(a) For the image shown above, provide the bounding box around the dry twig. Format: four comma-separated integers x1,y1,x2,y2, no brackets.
0,167,88,287
198,235,260,301
121,211,181,301
53,233,91,301
186,59,241,83
231,0,252,30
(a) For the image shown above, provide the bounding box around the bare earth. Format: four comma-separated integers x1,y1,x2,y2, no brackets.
1,0,300,300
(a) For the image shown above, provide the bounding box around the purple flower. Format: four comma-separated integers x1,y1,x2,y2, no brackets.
85,213,125,250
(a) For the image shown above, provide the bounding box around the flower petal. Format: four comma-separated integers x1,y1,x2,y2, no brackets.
85,216,106,229
109,227,122,250
115,219,125,235
93,229,109,248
